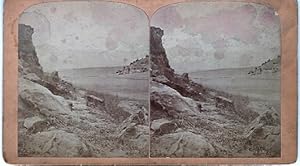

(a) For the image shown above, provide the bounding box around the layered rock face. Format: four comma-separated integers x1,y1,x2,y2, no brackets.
149,27,280,157
150,27,205,102
19,25,76,99
18,24,43,78
18,24,149,157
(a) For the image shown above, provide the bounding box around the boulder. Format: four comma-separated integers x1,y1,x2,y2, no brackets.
244,110,280,156
23,116,45,129
117,122,149,153
86,94,104,107
19,78,69,115
116,109,150,152
25,130,90,157
150,81,200,120
27,120,50,134
151,118,177,135
151,131,216,157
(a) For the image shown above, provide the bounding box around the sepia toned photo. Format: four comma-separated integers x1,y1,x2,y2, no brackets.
2,0,297,164
18,1,150,157
150,2,281,157
17,0,282,159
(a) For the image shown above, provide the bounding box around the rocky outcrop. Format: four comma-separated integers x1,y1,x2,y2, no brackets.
18,24,84,157
19,24,76,100
18,24,43,78
150,27,174,78
248,56,280,75
150,27,205,102
116,56,149,75
150,26,207,122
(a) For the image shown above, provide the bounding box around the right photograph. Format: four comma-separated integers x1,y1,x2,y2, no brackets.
150,2,281,157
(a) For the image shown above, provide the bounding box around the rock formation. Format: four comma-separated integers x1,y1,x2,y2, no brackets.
116,55,149,75
18,24,90,157
248,55,281,75
150,27,205,102
18,24,149,157
149,26,280,157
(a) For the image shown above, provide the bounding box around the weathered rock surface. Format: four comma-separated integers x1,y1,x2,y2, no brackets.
115,107,149,157
24,130,90,157
151,131,216,157
151,118,177,136
23,116,45,129
19,78,69,115
243,110,280,156
151,82,201,120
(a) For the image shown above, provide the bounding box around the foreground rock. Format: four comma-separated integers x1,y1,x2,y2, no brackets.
243,110,280,157
151,131,216,157
24,130,90,157
151,82,201,120
19,78,69,115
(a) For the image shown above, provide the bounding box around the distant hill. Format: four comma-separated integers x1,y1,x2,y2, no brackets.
116,56,149,75
248,56,280,75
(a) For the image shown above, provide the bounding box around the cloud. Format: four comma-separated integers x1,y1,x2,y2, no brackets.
152,2,280,72
20,1,149,71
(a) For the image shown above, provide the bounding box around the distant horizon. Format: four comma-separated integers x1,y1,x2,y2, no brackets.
58,65,124,71
57,54,277,73
58,64,255,73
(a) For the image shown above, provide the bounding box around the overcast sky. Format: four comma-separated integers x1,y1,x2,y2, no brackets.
151,2,280,72
19,1,280,73
19,1,149,71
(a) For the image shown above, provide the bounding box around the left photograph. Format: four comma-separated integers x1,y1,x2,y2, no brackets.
18,1,150,157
